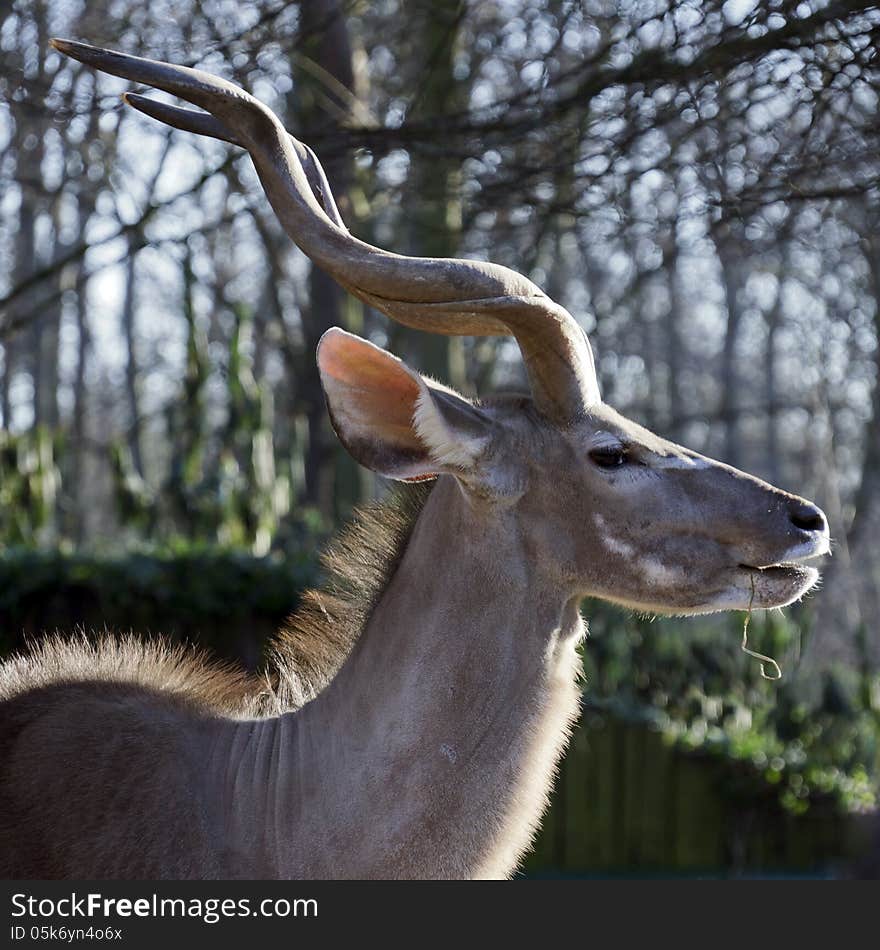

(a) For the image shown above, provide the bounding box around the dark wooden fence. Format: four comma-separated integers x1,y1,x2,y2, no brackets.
524,712,867,876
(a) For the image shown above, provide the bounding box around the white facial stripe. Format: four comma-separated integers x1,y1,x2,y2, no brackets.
639,557,683,587
592,514,635,558
651,454,711,470
595,514,680,583
604,536,635,558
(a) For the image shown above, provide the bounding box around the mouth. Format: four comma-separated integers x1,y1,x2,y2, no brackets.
735,539,828,608
739,537,829,574
738,561,819,585
606,537,830,616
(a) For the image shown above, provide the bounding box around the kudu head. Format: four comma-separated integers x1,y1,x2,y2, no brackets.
52,39,830,615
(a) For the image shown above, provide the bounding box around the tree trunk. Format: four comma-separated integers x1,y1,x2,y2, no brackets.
29,1,60,432
665,226,686,442
714,227,743,467
848,226,880,555
405,0,467,389
763,272,784,487
121,237,144,477
291,0,359,516
70,273,90,543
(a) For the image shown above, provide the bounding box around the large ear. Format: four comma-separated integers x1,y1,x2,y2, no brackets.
317,328,493,481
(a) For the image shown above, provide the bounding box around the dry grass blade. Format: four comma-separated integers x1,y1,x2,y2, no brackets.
741,573,782,681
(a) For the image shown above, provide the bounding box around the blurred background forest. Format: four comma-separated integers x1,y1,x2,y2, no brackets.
2,0,880,875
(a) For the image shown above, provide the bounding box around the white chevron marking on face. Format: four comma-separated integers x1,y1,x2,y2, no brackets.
593,513,635,558
638,557,684,587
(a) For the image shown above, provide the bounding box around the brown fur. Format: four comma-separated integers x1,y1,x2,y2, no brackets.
270,482,433,709
0,680,222,878
0,485,433,879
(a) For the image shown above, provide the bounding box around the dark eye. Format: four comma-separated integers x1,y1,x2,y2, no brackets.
589,446,628,468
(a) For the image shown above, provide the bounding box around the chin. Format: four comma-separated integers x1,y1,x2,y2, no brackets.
600,565,821,617
696,565,821,613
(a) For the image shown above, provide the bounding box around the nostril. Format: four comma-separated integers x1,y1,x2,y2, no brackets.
789,501,827,534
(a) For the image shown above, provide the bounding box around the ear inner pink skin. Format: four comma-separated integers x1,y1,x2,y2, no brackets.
318,332,421,420
317,328,463,481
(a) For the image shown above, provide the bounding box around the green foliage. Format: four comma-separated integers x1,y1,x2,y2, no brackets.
582,601,879,816
103,298,304,556
0,543,320,665
0,428,62,545
109,442,155,536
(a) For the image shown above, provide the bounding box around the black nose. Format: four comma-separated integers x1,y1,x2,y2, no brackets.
789,500,827,534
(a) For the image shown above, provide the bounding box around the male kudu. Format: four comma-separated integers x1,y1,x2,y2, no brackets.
0,41,830,879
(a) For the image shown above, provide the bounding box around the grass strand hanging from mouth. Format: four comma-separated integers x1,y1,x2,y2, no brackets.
742,574,782,681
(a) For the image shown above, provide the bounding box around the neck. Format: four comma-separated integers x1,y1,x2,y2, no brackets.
210,477,584,879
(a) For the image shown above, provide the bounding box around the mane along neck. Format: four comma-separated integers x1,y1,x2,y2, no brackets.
219,475,584,878
269,482,434,711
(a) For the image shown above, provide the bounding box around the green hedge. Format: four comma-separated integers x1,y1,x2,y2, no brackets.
581,602,879,818
0,545,319,668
